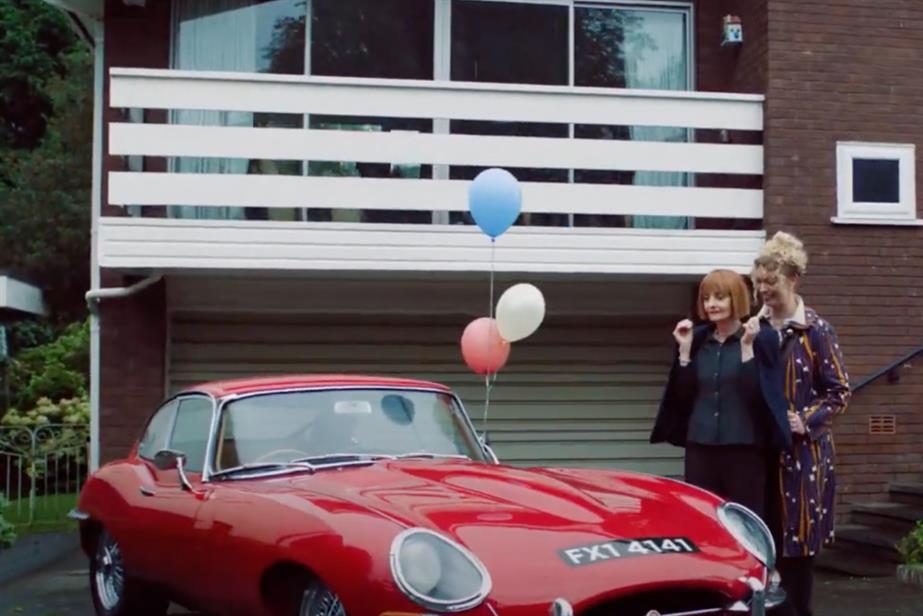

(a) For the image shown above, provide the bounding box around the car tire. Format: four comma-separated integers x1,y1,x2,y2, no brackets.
298,580,348,616
90,528,170,616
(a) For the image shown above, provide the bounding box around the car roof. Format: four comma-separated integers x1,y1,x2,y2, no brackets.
181,374,453,399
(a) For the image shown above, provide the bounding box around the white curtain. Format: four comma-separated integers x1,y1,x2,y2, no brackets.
623,11,692,230
170,0,259,220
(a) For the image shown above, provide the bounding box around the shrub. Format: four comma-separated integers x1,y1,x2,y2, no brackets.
897,521,923,566
0,496,15,549
8,320,88,412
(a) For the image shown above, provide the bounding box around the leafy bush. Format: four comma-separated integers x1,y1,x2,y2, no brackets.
0,496,16,549
1,396,89,428
8,320,88,411
897,521,923,565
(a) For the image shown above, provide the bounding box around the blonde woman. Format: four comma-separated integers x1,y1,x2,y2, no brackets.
651,269,791,519
753,232,850,616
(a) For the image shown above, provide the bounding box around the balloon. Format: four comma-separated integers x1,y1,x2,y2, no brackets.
468,168,522,239
496,283,546,342
460,317,510,375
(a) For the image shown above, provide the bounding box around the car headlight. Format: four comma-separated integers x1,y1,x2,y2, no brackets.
390,528,492,612
717,502,776,568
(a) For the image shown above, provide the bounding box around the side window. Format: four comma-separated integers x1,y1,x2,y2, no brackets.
169,397,214,473
138,401,178,460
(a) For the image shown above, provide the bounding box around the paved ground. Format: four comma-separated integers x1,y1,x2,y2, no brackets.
0,550,920,616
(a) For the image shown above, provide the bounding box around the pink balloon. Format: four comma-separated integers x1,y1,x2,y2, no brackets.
460,317,511,375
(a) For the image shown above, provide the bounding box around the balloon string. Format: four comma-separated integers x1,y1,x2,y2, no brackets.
484,238,497,435
488,238,496,320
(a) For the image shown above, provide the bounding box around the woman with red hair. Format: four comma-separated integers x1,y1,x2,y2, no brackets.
651,269,791,519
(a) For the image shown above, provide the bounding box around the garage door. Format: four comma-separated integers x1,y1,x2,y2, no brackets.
169,313,682,476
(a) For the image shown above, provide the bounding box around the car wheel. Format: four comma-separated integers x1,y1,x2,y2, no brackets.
298,580,347,616
90,528,169,616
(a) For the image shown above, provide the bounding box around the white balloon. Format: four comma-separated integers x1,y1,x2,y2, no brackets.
496,283,546,342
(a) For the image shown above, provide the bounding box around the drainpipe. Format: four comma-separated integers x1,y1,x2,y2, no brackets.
87,16,104,474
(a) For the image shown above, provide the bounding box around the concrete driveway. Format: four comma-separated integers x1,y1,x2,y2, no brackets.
1,549,920,616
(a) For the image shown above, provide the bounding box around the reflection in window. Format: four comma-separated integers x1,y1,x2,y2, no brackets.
307,116,434,223
450,1,568,227
171,1,306,221
312,0,434,79
575,6,691,229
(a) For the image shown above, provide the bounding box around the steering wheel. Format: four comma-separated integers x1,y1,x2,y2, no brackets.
253,448,311,464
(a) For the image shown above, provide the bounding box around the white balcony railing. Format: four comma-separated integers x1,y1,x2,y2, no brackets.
103,68,765,275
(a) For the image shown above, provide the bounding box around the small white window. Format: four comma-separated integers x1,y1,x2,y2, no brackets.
834,142,920,225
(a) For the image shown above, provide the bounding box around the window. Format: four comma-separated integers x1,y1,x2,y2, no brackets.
835,142,919,225
168,397,215,473
138,400,177,460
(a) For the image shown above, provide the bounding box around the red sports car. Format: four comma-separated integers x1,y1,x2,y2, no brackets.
71,375,784,616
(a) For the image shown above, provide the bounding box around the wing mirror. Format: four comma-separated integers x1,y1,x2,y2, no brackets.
153,449,194,491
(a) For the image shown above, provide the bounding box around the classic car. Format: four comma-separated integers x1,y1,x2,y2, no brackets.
71,375,784,616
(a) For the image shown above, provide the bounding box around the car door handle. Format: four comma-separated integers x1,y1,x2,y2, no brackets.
139,486,156,497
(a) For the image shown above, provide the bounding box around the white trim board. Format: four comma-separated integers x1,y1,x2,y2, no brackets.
100,217,765,275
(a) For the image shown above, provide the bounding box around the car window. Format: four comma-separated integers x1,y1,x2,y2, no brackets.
138,400,178,460
169,397,214,473
217,389,485,468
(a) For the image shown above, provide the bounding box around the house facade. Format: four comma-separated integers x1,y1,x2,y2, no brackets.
47,0,922,518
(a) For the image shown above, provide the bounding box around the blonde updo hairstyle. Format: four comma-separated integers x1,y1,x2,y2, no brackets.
752,231,808,283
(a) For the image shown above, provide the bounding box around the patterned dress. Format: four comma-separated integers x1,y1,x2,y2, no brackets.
769,307,850,558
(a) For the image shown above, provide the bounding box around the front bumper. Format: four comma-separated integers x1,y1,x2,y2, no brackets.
547,573,787,616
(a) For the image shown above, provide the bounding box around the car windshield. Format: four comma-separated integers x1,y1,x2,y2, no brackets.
214,388,486,471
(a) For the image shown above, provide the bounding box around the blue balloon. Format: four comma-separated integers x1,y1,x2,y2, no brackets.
468,168,522,239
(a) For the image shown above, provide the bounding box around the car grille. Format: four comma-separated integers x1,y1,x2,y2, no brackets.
581,589,729,616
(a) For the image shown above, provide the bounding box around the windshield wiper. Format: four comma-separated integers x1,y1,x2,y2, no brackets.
211,461,316,479
392,452,471,461
290,453,395,465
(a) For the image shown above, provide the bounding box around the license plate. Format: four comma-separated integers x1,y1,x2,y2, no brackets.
559,537,698,567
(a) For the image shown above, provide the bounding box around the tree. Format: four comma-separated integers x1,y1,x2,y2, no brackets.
0,33,92,323
0,0,77,155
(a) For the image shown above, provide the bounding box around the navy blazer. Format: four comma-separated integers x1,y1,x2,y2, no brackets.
650,322,793,452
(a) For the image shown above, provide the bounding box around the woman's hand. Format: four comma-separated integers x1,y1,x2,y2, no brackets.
673,319,693,363
741,316,760,345
788,411,807,435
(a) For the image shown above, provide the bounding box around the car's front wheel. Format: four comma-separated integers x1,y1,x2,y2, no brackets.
298,580,347,616
90,528,169,616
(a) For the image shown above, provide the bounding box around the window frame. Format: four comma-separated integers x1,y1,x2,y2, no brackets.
834,141,920,226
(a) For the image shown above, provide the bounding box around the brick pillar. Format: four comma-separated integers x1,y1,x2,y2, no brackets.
98,271,166,464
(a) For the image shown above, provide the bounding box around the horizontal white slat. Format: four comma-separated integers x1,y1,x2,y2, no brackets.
110,68,764,131
100,218,765,274
110,123,764,176
109,173,763,218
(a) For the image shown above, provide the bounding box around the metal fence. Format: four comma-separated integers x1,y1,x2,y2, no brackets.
0,424,89,527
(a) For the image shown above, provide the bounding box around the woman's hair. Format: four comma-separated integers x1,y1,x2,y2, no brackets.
697,269,751,321
752,231,808,279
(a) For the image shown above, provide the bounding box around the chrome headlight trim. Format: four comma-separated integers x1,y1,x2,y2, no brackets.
389,528,492,612
717,502,776,568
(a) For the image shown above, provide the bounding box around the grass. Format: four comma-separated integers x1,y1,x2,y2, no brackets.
4,492,78,534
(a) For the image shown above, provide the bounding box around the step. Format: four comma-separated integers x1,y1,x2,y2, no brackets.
889,482,923,507
834,524,904,563
815,546,897,578
850,502,923,534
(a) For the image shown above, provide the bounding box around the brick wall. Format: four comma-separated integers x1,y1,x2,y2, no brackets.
762,0,923,506
98,272,167,463
98,0,172,463
696,0,767,94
